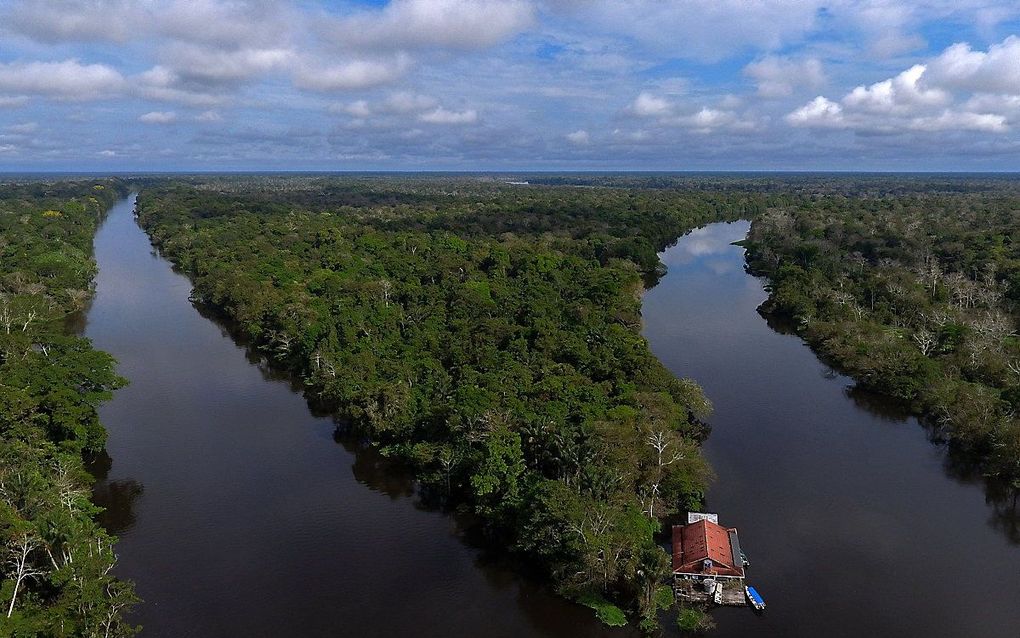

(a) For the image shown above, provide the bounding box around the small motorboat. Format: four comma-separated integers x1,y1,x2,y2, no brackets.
745,586,766,611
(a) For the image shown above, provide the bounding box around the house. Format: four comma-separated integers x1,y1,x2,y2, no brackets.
672,513,745,579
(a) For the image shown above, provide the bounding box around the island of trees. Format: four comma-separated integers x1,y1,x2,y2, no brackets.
130,175,775,630
4,172,1018,635
0,179,137,636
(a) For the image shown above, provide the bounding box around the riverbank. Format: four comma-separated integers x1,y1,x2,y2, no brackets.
84,191,638,637
643,221,1020,637
0,182,136,636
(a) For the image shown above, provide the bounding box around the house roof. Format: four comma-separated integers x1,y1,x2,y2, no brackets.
672,519,744,577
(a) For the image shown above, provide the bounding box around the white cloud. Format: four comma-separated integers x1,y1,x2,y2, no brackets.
98,149,117,157
195,110,223,122
418,107,478,124
630,92,672,117
0,59,124,100
908,110,1007,132
926,36,1020,94
161,45,294,84
293,55,412,91
668,107,747,133
323,0,535,50
3,0,140,43
139,111,177,124
786,96,845,128
566,129,590,144
786,37,1020,134
744,56,825,98
384,92,439,114
843,64,949,114
135,66,226,106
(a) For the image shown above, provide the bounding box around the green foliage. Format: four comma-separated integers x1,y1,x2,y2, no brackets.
0,179,136,636
576,592,628,627
676,605,715,633
745,185,1020,483
131,176,734,623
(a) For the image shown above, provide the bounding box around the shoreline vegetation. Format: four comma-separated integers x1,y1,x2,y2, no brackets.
132,175,760,631
0,179,137,636
5,173,1016,635
743,182,1020,499
130,173,1020,629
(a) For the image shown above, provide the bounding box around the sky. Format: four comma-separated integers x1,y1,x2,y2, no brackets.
1,0,1020,171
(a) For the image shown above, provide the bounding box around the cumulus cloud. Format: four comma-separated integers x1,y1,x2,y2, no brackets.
786,96,845,128
787,37,1020,134
566,129,590,145
384,92,439,114
628,92,752,132
843,65,949,114
629,92,672,117
3,0,140,43
161,45,294,84
744,56,825,98
418,107,479,125
293,55,413,92
322,0,535,50
139,111,177,124
926,35,1020,94
0,59,124,100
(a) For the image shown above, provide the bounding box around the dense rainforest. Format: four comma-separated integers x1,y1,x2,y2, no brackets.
0,179,137,637
133,176,763,630
744,181,1020,491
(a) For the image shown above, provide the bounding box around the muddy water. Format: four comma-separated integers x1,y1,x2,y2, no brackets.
86,195,620,638
644,222,1020,637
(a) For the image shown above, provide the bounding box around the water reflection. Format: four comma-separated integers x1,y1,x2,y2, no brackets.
86,450,145,536
644,221,1020,638
84,195,622,638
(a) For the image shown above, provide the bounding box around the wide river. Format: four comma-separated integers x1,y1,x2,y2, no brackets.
86,196,1019,636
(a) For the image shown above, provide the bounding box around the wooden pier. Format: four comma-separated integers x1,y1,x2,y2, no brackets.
674,577,747,607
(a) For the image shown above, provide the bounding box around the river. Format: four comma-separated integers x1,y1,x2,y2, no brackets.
85,195,618,638
85,196,1019,637
643,222,1020,637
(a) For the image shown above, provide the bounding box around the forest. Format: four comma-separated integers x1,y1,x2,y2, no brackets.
0,179,137,637
744,179,1020,490
132,176,767,630
5,172,1018,635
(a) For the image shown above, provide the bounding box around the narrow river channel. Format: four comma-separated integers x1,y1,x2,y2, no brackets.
86,197,1019,637
85,195,619,638
643,222,1020,637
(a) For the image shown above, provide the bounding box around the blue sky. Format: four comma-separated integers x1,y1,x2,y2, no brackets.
1,0,1019,171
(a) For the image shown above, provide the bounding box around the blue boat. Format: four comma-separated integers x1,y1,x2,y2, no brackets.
745,586,766,611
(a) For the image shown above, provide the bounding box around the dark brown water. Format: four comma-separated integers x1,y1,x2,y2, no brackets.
85,195,621,638
87,197,1019,637
643,222,1020,637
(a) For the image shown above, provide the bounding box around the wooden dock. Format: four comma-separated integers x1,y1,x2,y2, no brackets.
674,578,747,607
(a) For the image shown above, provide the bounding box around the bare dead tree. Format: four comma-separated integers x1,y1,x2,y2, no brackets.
6,531,47,618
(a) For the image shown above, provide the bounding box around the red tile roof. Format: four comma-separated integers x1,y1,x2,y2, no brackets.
672,519,744,577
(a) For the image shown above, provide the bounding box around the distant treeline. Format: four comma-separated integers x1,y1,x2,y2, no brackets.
0,180,137,636
745,188,1020,487
133,176,762,630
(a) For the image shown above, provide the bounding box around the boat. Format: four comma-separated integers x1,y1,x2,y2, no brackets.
745,586,766,611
